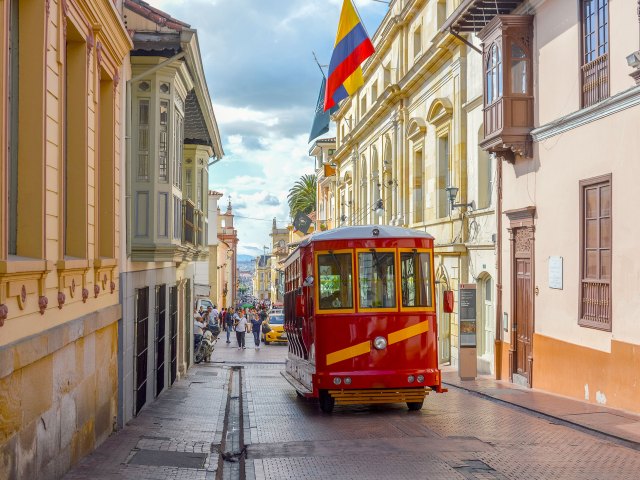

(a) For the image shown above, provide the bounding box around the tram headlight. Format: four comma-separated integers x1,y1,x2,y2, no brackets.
407,375,415,383
373,336,387,350
333,377,342,385
417,375,425,383
344,377,352,385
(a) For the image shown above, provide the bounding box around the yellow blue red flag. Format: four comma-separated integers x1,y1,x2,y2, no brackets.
324,0,375,112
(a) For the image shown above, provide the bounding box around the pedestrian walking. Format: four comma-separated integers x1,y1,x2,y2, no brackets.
234,310,248,349
249,308,262,349
224,307,235,344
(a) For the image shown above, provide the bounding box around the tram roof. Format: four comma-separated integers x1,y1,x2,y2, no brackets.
300,225,434,247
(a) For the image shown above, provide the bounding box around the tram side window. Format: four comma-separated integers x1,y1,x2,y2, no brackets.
318,253,353,310
358,251,396,309
400,252,432,307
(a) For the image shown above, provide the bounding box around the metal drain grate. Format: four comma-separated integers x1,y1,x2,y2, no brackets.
127,450,208,469
449,459,508,480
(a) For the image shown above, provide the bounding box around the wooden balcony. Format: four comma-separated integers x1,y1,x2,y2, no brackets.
581,54,609,108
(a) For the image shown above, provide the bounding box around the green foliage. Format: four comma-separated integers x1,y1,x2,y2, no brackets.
287,174,317,218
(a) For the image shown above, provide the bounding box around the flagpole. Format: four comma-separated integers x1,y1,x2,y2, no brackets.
312,51,327,78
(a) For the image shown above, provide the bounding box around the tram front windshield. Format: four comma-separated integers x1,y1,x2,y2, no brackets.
358,251,396,308
318,253,353,310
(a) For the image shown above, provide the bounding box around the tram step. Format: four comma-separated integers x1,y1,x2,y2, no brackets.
280,370,313,396
328,388,430,405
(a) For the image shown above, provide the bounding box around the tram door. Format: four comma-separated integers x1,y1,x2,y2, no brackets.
437,282,451,364
134,287,149,415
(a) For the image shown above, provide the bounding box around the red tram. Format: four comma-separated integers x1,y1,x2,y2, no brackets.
281,225,447,413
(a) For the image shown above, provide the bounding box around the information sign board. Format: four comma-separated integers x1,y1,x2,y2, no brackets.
459,284,477,348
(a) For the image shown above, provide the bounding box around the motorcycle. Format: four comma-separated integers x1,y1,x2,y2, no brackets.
195,323,220,364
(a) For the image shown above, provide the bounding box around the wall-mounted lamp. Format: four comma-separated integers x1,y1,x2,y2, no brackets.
445,186,475,211
373,199,384,217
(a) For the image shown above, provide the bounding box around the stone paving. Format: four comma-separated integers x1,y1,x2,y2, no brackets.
64,339,640,479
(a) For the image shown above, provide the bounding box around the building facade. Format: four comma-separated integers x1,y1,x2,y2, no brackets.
216,200,238,308
310,138,337,231
329,0,496,371
202,190,223,304
445,0,640,410
269,219,289,305
0,0,131,476
118,0,223,425
254,255,272,301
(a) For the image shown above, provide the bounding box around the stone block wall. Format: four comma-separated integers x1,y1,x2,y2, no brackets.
0,305,120,480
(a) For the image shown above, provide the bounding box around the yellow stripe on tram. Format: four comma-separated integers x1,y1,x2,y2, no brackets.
326,340,371,366
387,320,429,345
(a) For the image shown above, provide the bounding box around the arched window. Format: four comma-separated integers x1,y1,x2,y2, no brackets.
486,44,503,105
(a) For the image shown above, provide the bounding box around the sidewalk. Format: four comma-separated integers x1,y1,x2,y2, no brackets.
441,366,640,448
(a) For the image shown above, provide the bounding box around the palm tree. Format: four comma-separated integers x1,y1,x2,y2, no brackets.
287,174,316,218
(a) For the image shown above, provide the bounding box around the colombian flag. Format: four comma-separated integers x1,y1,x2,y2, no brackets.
324,0,375,111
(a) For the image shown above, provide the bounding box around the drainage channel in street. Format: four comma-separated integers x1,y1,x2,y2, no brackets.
216,365,248,480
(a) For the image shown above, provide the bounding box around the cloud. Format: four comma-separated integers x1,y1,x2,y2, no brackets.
260,194,280,206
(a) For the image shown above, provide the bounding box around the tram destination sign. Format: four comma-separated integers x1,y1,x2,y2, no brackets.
459,284,477,348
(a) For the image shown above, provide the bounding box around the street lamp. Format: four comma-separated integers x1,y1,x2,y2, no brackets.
445,186,474,212
373,198,384,217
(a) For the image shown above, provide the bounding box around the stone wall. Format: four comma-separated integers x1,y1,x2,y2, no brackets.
0,305,120,480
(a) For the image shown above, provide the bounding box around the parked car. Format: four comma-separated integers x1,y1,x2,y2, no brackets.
195,297,214,313
263,312,286,344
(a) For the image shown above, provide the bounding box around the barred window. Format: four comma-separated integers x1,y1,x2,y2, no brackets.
159,101,169,181
137,99,150,181
581,0,609,107
579,174,611,330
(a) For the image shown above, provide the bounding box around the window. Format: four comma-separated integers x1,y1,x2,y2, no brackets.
317,252,353,310
413,150,423,223
197,168,203,209
185,168,192,199
158,193,168,238
486,44,503,105
137,99,150,181
64,21,88,258
371,82,378,103
413,26,422,57
579,174,611,330
328,149,335,156
7,0,19,255
511,43,528,94
383,64,392,88
159,101,169,181
358,251,396,309
98,72,115,258
437,134,450,218
173,195,181,240
360,95,367,116
173,112,183,189
400,252,432,308
581,0,609,107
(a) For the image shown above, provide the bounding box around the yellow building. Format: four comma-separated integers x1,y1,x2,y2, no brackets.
0,0,131,476
329,0,496,372
253,254,272,302
118,0,223,425
269,219,289,305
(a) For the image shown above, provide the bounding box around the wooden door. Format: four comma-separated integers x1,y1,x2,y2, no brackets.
515,258,532,381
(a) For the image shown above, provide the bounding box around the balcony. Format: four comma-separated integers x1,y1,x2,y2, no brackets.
581,54,609,108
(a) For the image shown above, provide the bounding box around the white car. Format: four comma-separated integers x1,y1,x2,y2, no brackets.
195,297,215,312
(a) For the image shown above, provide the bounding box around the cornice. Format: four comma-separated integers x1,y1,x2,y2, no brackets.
76,0,133,65
532,85,640,142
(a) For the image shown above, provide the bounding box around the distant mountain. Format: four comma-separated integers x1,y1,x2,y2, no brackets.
237,254,255,262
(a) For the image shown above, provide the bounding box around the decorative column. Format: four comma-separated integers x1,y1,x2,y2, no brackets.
391,115,399,225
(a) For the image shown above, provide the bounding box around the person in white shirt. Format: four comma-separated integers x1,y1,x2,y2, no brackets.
211,305,219,322
194,315,205,349
234,310,248,350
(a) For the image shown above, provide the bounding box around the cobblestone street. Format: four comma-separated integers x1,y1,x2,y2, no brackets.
65,340,640,480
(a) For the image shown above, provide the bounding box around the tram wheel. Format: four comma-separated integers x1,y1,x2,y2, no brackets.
319,390,335,413
407,401,424,411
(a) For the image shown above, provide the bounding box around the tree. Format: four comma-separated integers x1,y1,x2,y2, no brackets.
287,174,316,218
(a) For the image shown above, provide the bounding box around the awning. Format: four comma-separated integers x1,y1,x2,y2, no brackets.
440,0,524,33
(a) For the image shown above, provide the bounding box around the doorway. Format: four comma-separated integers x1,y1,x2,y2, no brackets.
436,277,451,364
134,287,149,415
169,286,178,385
477,275,495,374
514,257,533,385
155,284,166,397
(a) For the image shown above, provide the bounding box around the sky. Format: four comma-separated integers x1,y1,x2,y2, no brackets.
149,0,388,256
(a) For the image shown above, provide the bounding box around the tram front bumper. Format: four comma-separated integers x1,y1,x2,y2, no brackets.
327,387,429,405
